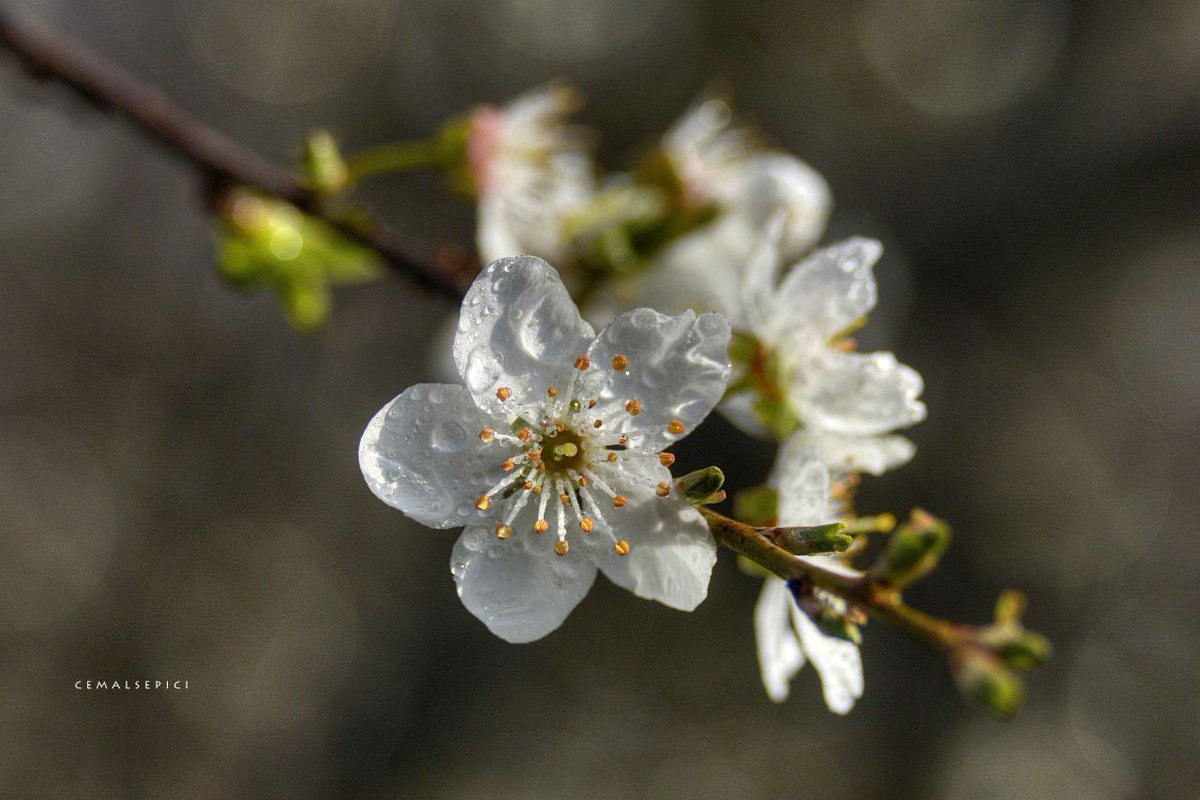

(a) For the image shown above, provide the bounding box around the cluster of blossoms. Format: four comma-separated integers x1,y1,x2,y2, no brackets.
361,85,926,711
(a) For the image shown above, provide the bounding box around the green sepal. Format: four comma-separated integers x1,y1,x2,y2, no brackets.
817,612,863,646
676,466,725,506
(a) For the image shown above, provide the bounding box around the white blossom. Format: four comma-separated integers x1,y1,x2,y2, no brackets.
468,85,595,266
359,256,731,643
753,432,914,712
630,98,832,321
717,215,927,439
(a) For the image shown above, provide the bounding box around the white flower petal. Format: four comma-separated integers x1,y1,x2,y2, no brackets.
454,256,595,419
754,577,807,702
770,438,838,527
451,519,597,643
738,211,787,338
716,153,831,260
583,457,717,610
767,238,882,345
791,349,927,436
786,431,916,477
359,384,504,529
585,308,730,451
628,219,753,323
789,598,864,715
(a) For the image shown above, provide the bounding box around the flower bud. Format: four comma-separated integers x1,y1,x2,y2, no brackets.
300,130,350,195
871,508,951,588
978,623,1053,672
994,589,1027,623
676,466,725,506
770,522,852,556
952,649,1025,718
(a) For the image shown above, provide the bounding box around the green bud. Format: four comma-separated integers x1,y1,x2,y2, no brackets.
978,623,1053,672
952,649,1026,719
871,508,951,588
215,188,381,331
300,130,349,195
994,589,1027,623
676,466,725,506
770,522,853,556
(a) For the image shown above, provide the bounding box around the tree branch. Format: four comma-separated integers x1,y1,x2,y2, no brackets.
0,7,473,299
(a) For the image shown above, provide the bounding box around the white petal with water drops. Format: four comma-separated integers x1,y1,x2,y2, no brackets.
359,383,503,529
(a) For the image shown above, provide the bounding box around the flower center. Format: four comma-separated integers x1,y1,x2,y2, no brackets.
543,428,586,478
472,353,689,558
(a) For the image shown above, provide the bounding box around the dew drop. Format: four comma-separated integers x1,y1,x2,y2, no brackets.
464,347,501,394
430,420,466,453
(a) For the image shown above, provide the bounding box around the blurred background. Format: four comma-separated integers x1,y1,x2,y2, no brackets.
1,0,1197,797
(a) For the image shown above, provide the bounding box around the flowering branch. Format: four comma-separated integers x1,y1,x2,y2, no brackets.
700,507,961,651
0,7,473,298
701,505,1048,715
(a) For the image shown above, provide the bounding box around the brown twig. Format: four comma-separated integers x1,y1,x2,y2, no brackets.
0,7,473,298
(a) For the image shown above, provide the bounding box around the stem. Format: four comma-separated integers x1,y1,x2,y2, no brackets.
700,507,966,653
347,140,445,182
0,7,473,299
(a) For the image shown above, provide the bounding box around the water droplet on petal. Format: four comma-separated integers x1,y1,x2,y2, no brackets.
430,420,466,453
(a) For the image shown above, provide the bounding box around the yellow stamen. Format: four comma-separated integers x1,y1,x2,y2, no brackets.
625,399,641,416
547,386,558,398
593,419,603,429
576,475,588,487
613,494,627,508
614,539,630,557
501,458,515,471
656,482,670,497
659,452,676,467
532,483,542,494
554,540,569,556
606,453,618,462
587,399,597,409
580,518,594,533
574,355,590,370
611,354,629,371
667,419,685,435
534,519,549,534
559,493,570,504
479,428,496,442
517,427,532,442
496,386,512,401
495,524,513,539
475,495,491,510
